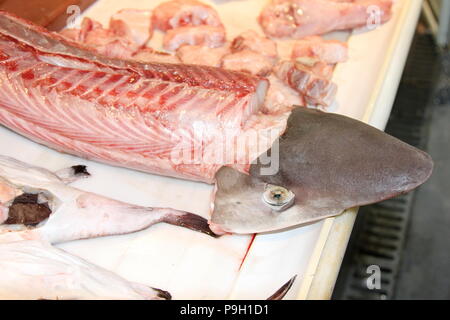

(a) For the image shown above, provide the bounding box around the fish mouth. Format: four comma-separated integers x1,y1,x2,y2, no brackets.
211,108,434,234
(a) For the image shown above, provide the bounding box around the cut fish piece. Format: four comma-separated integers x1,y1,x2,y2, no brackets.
231,30,278,60
152,0,223,31
109,9,153,48
163,25,226,51
292,36,348,65
264,75,304,114
177,45,229,67
222,49,275,76
259,0,393,38
61,9,154,60
274,60,337,107
223,31,278,77
133,48,181,64
0,11,268,183
60,17,137,60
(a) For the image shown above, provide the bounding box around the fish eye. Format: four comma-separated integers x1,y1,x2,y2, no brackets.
262,184,295,212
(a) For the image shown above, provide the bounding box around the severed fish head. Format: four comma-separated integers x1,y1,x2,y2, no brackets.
211,108,433,234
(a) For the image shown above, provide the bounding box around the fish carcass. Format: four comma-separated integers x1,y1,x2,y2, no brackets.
259,0,393,39
0,11,274,183
0,155,215,243
0,11,434,234
0,231,171,300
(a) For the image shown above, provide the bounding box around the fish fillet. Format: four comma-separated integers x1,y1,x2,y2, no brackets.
0,11,271,183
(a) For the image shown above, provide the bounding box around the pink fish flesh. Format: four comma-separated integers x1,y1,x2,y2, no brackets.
0,11,271,183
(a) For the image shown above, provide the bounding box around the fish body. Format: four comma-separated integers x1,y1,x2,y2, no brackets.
0,11,269,183
259,0,393,39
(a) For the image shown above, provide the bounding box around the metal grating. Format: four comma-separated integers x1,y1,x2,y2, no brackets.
332,32,439,300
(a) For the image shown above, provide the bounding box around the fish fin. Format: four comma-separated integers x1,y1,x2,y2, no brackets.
54,165,91,184
267,275,297,300
164,212,220,238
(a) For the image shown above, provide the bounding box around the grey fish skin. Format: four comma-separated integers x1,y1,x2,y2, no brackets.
211,108,433,234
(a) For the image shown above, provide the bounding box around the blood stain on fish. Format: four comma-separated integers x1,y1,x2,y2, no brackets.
239,234,256,270
21,70,35,80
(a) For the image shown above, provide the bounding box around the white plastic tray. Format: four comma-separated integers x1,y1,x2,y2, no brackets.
0,0,422,299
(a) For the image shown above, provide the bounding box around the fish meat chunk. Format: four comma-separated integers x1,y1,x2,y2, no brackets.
274,60,337,106
109,9,153,48
230,30,278,60
259,0,393,39
154,1,227,52
222,31,278,76
292,36,348,65
152,0,223,31
0,155,216,243
163,25,226,51
264,75,304,113
133,48,181,64
222,49,275,77
0,11,268,183
60,17,137,60
61,10,153,60
0,234,171,300
176,45,229,67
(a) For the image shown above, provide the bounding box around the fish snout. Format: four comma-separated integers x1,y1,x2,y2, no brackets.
211,108,433,234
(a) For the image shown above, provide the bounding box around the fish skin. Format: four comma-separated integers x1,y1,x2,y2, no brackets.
0,11,268,183
0,234,171,300
212,108,434,234
0,155,217,243
274,60,337,107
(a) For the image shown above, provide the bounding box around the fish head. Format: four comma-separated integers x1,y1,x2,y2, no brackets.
211,108,433,234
